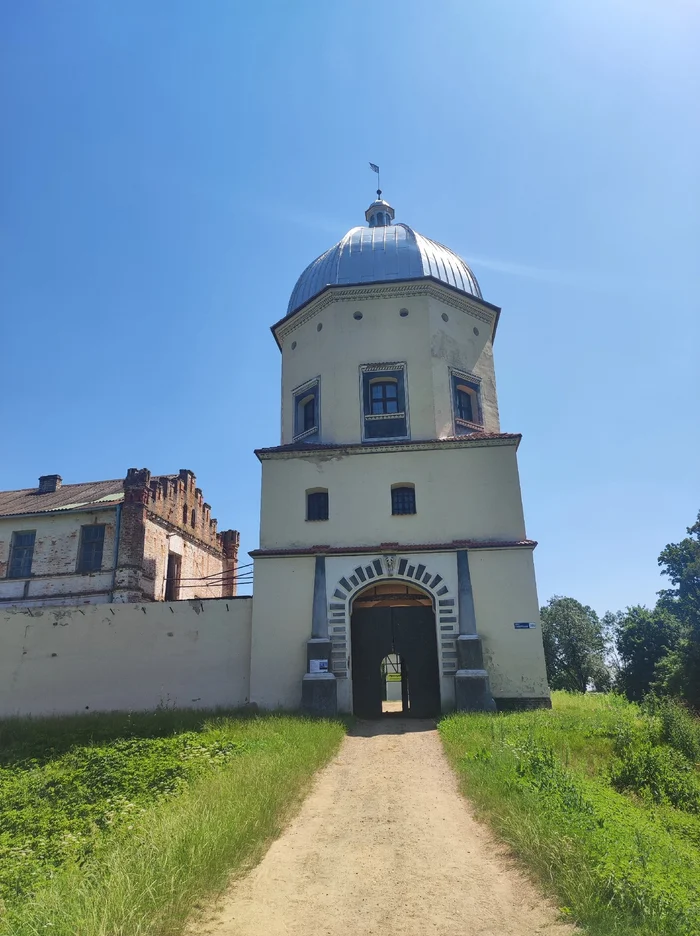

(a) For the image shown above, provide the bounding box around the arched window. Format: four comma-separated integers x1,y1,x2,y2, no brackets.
292,378,320,441
370,378,399,415
450,370,482,434
455,384,475,422
361,363,408,441
306,488,329,522
391,484,416,516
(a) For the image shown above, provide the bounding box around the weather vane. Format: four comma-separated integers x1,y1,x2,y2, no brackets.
369,162,381,199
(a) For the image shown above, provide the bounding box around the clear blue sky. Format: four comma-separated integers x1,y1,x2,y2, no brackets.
1,0,698,613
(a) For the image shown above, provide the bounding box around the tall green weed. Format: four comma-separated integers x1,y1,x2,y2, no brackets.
440,693,700,936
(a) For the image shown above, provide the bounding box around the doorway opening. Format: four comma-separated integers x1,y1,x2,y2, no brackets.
351,581,440,719
165,553,182,601
381,654,406,714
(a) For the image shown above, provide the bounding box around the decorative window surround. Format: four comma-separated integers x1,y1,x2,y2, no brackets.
450,368,483,436
292,377,320,442
360,363,409,442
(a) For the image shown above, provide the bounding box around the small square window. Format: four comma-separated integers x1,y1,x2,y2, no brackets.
78,525,105,573
9,531,35,578
293,379,320,441
391,486,416,515
307,490,329,521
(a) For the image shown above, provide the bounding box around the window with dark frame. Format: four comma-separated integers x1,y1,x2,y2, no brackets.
77,525,105,573
391,486,416,515
455,386,474,422
361,365,408,440
8,531,36,578
293,380,320,441
370,379,399,414
306,490,329,521
451,371,482,434
302,395,316,432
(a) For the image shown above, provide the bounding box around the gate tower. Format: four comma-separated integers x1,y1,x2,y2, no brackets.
249,191,550,716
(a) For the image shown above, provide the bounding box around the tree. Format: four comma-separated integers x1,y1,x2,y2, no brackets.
540,596,609,692
656,512,700,707
614,605,681,701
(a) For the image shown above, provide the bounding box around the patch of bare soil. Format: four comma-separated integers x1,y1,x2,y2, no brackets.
191,719,578,936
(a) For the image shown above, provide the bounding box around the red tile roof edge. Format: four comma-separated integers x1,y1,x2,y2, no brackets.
255,432,521,457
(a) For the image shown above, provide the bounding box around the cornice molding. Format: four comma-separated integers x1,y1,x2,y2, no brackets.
273,280,498,347
256,434,521,461
250,539,537,559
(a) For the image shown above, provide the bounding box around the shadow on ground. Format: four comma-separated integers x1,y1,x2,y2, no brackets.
349,716,437,737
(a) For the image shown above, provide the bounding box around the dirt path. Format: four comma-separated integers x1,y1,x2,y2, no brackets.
192,719,577,936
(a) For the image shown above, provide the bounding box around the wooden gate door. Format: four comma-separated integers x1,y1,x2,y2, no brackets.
351,607,393,719
351,604,441,718
393,605,441,718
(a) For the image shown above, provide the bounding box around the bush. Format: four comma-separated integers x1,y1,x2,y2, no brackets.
610,742,700,812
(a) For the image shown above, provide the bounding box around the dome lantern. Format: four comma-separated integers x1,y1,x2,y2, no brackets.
365,193,395,228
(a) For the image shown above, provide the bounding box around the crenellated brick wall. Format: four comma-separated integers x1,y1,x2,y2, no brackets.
115,468,240,602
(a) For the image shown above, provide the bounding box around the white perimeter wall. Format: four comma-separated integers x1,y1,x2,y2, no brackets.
0,597,252,717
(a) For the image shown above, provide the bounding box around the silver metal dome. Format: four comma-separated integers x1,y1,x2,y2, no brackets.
287,206,481,316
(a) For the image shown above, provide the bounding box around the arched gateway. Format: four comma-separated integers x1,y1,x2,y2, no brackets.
351,581,441,718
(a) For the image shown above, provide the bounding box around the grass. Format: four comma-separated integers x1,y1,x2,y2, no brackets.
439,692,700,936
0,709,345,936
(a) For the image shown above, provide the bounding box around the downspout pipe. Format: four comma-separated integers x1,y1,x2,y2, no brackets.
110,503,122,602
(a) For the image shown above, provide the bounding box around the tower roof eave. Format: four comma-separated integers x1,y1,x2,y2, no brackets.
270,277,501,350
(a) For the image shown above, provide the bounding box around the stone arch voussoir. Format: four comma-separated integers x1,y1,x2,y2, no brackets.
326,554,458,679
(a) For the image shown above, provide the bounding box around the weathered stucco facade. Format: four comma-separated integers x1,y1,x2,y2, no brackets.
0,469,239,608
0,598,252,716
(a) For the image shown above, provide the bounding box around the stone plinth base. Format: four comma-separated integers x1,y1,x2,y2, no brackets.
307,637,332,672
455,668,497,713
454,636,496,713
301,673,338,717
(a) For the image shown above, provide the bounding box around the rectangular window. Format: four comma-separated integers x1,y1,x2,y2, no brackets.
307,490,329,521
293,378,320,441
8,531,36,578
391,486,416,515
77,524,105,573
450,370,483,435
361,364,408,441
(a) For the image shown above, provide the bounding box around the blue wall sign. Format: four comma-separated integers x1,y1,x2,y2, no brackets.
514,622,537,629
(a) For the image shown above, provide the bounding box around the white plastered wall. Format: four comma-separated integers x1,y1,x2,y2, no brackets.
249,555,316,710
277,284,500,446
469,548,550,700
259,442,526,550
0,598,252,717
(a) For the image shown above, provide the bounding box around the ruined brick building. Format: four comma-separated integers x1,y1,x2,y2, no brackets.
0,469,239,607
